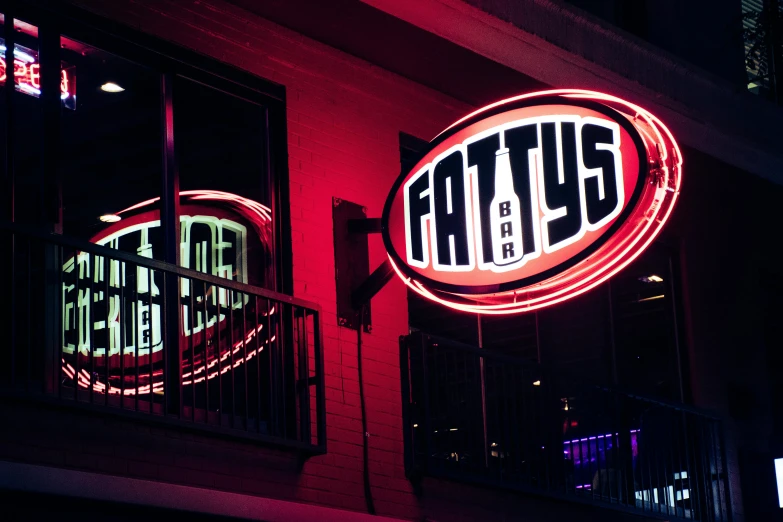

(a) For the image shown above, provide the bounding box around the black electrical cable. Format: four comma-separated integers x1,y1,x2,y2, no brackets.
357,304,376,515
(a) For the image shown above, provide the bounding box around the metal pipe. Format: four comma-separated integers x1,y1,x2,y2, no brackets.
478,313,489,469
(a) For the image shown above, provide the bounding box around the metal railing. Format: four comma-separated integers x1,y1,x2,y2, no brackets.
401,332,732,521
0,222,326,452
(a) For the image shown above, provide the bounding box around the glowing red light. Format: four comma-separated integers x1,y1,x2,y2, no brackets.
0,48,74,100
382,89,681,314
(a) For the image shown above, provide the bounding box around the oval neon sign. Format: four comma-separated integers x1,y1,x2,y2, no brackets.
382,90,681,314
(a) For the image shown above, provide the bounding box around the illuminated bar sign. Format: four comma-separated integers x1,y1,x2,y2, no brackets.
382,90,681,314
0,38,76,108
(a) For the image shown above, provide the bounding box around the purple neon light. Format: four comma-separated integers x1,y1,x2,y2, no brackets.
565,429,640,446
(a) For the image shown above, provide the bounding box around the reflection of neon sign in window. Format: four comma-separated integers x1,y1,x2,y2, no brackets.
62,215,249,358
61,190,274,397
0,39,76,108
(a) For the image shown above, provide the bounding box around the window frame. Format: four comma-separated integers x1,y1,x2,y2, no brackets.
2,0,293,295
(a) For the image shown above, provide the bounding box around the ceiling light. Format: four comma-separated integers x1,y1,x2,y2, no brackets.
637,294,665,303
532,380,541,386
100,82,125,93
99,214,121,223
638,274,664,283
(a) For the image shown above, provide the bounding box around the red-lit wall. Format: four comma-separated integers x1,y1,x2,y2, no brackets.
5,1,780,521
1,0,466,518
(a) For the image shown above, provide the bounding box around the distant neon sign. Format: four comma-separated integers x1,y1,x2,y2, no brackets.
0,39,76,107
382,89,681,314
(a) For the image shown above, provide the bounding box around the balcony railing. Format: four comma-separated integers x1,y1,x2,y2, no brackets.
0,222,326,453
401,332,732,521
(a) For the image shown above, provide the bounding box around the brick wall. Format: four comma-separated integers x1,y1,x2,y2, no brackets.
1,0,471,519
4,2,755,520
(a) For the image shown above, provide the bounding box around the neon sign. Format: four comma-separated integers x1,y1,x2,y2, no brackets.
61,191,274,396
0,39,76,108
382,90,681,314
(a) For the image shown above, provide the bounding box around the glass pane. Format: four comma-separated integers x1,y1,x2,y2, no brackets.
611,244,681,400
174,76,273,289
0,14,6,215
538,285,611,381
408,288,480,345
174,76,275,428
1,18,43,224
60,35,163,255
58,35,163,405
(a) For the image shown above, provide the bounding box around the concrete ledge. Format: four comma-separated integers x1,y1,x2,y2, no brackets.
0,460,404,522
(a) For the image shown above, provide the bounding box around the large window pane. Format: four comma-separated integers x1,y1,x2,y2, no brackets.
0,12,287,433
4,18,43,224
611,244,684,401
60,35,162,254
174,76,273,289
173,76,277,427
0,14,7,220
58,36,163,406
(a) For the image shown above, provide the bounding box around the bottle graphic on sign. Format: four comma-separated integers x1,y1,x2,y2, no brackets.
489,147,524,266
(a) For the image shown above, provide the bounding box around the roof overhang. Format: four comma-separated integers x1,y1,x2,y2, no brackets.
359,0,783,184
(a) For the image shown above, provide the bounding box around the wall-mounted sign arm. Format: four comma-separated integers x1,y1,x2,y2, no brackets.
333,200,398,331
348,217,382,234
347,218,395,309
350,258,394,311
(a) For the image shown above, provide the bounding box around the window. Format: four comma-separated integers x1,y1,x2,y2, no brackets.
562,0,648,39
57,39,281,286
174,76,275,288
0,2,323,451
0,16,44,224
60,37,163,256
51,31,285,407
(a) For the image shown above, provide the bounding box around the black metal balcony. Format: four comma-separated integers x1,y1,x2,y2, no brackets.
0,222,326,453
400,332,732,521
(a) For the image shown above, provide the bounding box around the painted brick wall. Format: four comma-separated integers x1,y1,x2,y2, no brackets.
0,3,739,521
0,0,471,519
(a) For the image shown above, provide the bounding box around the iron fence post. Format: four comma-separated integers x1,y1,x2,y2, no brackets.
399,335,414,474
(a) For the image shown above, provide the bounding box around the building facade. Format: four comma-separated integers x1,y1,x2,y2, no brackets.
0,0,782,521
